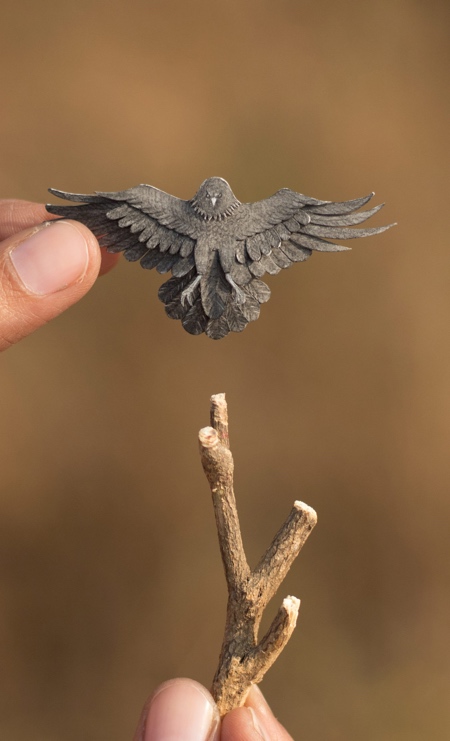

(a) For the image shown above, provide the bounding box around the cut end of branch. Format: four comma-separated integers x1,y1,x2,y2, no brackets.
294,500,318,526
199,426,219,448
210,393,230,449
283,595,300,620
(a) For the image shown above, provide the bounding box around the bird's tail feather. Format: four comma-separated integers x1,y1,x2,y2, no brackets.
158,268,270,339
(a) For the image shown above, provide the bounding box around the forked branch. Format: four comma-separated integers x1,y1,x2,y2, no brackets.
198,393,317,716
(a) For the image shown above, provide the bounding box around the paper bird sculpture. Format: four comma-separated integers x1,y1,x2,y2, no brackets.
47,178,393,339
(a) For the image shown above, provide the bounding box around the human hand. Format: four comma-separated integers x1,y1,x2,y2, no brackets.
0,199,119,351
133,678,294,741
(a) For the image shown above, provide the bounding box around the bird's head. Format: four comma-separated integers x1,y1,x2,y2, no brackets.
191,177,240,220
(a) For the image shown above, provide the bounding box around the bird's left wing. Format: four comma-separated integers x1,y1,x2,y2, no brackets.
46,185,199,278
227,188,394,285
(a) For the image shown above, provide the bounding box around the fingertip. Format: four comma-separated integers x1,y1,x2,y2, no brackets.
244,685,294,741
62,219,103,281
222,706,266,741
134,678,220,741
8,220,100,297
0,219,102,350
0,199,55,241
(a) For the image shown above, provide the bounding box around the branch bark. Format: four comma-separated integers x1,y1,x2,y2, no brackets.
198,393,317,716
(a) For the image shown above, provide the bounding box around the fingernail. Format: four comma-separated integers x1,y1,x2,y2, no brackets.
248,707,271,741
10,221,89,295
246,685,273,741
142,679,219,741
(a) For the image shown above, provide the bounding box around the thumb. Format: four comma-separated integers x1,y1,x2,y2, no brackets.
134,679,220,741
0,219,101,351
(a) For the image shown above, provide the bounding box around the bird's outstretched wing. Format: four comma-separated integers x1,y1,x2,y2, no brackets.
46,186,267,339
227,190,394,284
46,186,198,278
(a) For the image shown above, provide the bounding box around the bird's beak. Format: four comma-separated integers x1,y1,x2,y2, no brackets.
210,197,217,207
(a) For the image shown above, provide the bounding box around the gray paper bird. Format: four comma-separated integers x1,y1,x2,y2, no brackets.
46,178,394,339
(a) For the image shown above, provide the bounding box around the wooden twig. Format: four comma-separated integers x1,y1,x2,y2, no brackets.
198,393,317,716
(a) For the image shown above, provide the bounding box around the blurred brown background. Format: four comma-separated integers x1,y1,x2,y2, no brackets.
1,1,449,739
